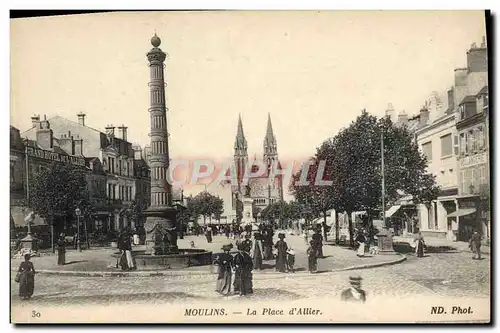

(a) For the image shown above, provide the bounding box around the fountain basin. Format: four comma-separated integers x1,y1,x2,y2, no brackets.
111,249,213,270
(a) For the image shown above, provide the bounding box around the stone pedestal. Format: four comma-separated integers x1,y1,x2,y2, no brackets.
20,233,38,252
144,206,178,255
242,197,254,224
376,230,395,254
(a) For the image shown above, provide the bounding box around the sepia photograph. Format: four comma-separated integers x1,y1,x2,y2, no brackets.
9,10,491,323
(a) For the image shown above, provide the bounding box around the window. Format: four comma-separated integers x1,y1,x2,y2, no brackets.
108,184,112,198
462,169,473,194
10,161,15,185
459,105,466,120
440,134,453,157
466,131,474,154
453,135,459,155
477,126,485,150
459,133,466,155
422,142,432,162
479,165,487,187
119,160,122,175
483,94,488,110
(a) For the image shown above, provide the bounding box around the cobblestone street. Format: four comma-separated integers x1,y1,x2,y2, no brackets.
11,244,489,306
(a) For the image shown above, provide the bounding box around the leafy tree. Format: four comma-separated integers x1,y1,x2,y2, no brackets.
28,163,94,235
314,110,439,246
191,191,224,224
290,156,338,242
126,199,148,229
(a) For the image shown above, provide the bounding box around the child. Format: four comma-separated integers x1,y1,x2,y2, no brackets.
286,248,295,273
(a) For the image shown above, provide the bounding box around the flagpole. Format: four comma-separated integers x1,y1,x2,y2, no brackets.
381,131,386,227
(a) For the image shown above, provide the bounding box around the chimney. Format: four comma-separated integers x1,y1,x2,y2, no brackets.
447,87,455,112
36,115,53,149
31,114,40,128
454,68,468,86
419,105,429,126
133,145,143,160
77,112,86,126
105,124,115,137
467,39,488,73
117,124,128,141
74,135,84,156
59,132,75,155
397,111,409,127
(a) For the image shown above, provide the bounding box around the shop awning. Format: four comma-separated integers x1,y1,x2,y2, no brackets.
385,205,402,218
447,208,476,217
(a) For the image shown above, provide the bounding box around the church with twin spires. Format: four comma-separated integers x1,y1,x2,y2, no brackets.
207,113,284,223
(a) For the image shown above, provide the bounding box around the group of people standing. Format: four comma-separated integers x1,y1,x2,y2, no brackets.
214,242,254,297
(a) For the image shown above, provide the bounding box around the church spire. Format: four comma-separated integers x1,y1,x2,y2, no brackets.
265,112,274,140
234,113,248,156
263,113,277,159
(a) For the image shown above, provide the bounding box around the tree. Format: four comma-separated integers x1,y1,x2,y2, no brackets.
191,191,224,224
290,157,338,242
126,199,148,229
28,163,94,235
315,110,439,245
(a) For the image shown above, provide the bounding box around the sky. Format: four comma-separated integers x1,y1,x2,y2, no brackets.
10,11,487,197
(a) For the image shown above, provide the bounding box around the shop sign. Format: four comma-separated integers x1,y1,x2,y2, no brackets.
460,152,487,168
26,147,85,167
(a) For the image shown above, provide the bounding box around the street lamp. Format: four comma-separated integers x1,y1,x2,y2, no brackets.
75,207,82,252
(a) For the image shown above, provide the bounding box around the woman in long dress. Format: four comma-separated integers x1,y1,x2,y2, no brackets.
57,233,66,266
355,230,367,257
18,254,36,300
251,231,264,270
414,232,425,258
205,226,213,243
274,233,288,273
307,240,317,273
214,245,233,295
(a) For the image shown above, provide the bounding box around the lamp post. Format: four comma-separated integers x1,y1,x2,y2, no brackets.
75,207,82,252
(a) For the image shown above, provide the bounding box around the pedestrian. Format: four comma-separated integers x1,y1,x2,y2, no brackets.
242,233,253,256
57,233,66,266
414,232,425,258
312,227,324,258
341,276,366,303
286,248,295,273
124,231,135,270
234,243,254,296
205,225,213,243
17,254,36,300
274,232,288,273
133,229,140,246
307,240,317,273
214,244,233,295
251,230,264,270
469,230,482,260
355,229,367,257
225,225,230,239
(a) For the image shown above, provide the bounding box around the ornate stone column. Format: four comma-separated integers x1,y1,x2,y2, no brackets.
143,33,178,254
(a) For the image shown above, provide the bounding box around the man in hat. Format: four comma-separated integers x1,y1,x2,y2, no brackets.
242,233,253,255
274,232,288,272
341,276,366,302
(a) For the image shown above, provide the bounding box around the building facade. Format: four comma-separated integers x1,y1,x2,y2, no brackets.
20,113,150,232
413,38,489,242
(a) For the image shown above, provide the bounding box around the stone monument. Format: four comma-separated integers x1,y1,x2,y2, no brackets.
143,33,178,255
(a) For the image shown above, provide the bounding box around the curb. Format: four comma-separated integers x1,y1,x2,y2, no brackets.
12,254,407,278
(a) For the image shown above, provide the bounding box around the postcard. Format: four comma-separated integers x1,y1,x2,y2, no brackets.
10,10,490,324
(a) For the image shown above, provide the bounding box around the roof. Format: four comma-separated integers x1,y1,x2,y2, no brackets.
459,95,477,105
476,86,488,96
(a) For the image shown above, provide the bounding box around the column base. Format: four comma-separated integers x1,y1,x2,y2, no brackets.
144,205,179,255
